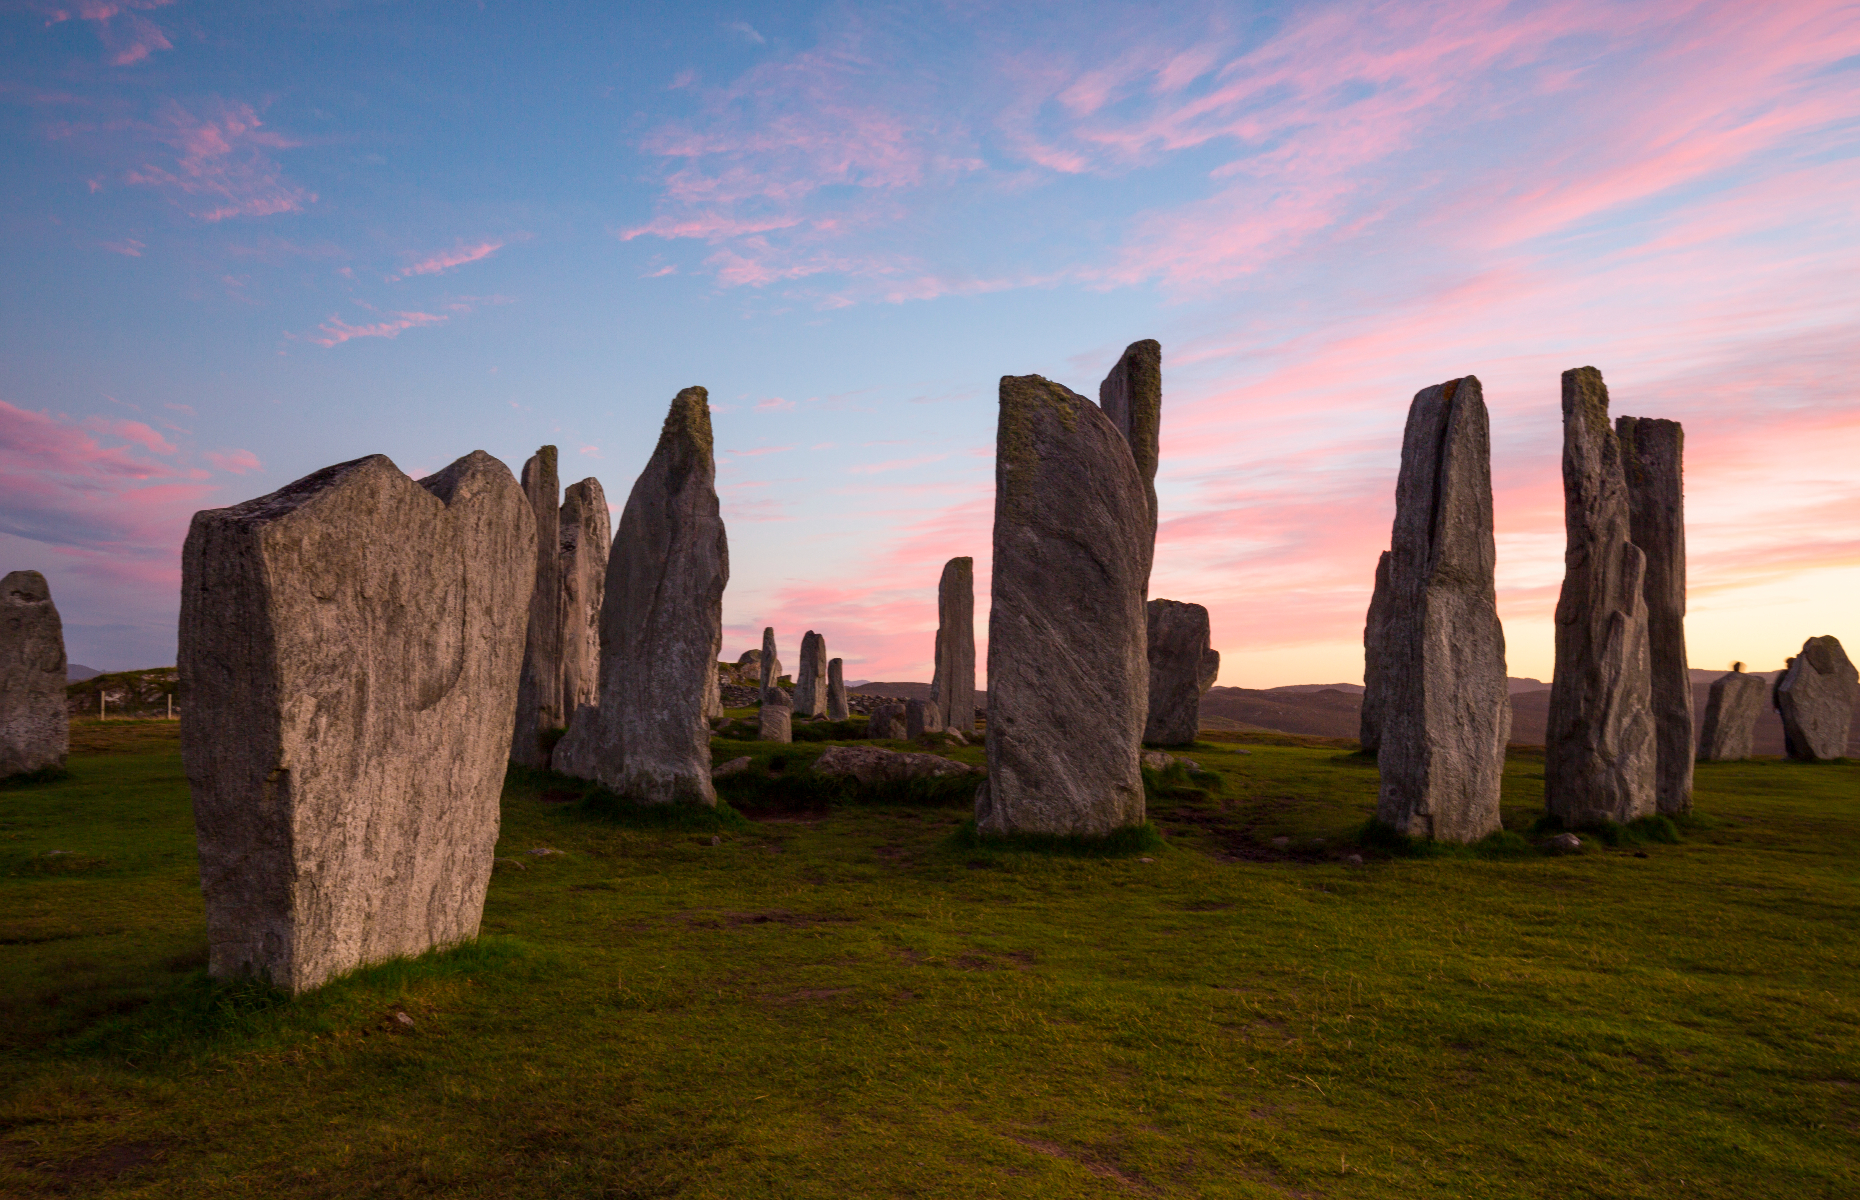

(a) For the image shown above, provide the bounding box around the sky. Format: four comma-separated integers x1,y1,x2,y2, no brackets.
2,0,1855,687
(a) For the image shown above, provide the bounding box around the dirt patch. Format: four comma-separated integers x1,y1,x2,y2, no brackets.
682,909,860,929
23,1139,167,1182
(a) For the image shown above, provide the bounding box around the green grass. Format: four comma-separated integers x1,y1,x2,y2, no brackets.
1,722,1856,1197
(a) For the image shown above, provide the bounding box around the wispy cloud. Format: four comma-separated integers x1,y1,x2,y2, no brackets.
303,310,447,347
31,0,176,66
106,99,315,221
82,415,176,455
391,240,504,280
754,396,796,412
205,448,261,474
99,237,144,256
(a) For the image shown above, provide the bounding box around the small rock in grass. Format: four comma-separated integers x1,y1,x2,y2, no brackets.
711,755,751,779
710,835,721,846
1234,747,1251,755
1270,836,1290,849
44,850,70,858
1181,759,1200,771
1346,854,1364,866
943,727,969,745
393,1011,415,1031
1139,857,1155,863
1140,751,1175,771
528,846,561,856
1542,832,1583,854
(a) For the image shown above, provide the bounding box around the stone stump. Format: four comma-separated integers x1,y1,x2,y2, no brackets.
978,373,1150,836
906,698,941,740
1546,367,1657,826
1698,668,1766,761
930,557,976,732
759,689,793,743
558,477,609,717
1144,599,1219,746
1359,551,1392,755
870,703,906,740
179,451,533,993
826,658,849,720
1375,377,1510,843
0,570,68,779
1618,416,1693,814
510,447,562,768
1777,636,1858,761
794,630,827,717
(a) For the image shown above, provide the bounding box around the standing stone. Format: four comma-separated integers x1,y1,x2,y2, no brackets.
826,658,849,721
1617,416,1693,815
1777,636,1859,761
1698,667,1767,761
906,698,941,740
794,631,828,717
179,451,533,993
929,557,976,733
0,571,68,779
759,627,783,698
1098,339,1161,539
1546,368,1657,826
1144,599,1219,746
758,687,793,743
977,374,1150,836
551,389,729,803
558,478,609,718
1374,377,1510,843
1359,551,1393,755
869,703,906,740
509,447,562,768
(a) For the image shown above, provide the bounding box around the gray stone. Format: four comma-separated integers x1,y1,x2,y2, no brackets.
1140,750,1175,771
1542,832,1583,854
1777,636,1858,761
0,571,68,778
869,702,906,740
557,478,609,719
826,658,849,720
906,698,941,740
812,744,979,784
711,755,751,779
1374,377,1510,843
737,648,761,669
1359,551,1392,755
758,688,792,743
552,389,729,803
930,557,976,732
759,627,782,697
942,727,968,745
1546,368,1657,826
1697,668,1767,761
977,373,1150,836
1144,599,1219,746
1098,338,1161,539
794,630,827,717
1617,416,1693,814
178,450,533,993
511,447,562,768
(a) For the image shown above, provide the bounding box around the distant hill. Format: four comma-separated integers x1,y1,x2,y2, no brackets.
66,664,102,682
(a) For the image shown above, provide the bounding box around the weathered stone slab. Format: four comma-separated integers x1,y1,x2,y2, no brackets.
558,478,609,718
553,389,729,803
1617,416,1693,814
1546,368,1657,826
794,630,827,717
814,744,979,784
758,688,793,743
1698,668,1767,761
1375,377,1510,843
826,658,849,720
178,451,533,993
869,702,906,740
1777,636,1858,761
1,571,68,778
510,447,562,768
1144,599,1219,746
906,698,941,740
930,557,976,732
1359,551,1392,755
1098,339,1161,538
977,373,1150,836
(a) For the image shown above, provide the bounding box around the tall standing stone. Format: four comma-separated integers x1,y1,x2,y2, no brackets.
558,478,609,718
1098,339,1161,540
1374,377,1510,843
552,389,729,803
1,570,68,779
1546,367,1657,826
510,447,562,767
977,374,1150,836
179,451,533,993
1359,551,1393,755
759,627,782,699
826,658,849,720
1698,667,1767,761
930,557,976,732
1777,636,1858,761
1617,416,1693,815
794,631,828,717
1144,599,1219,746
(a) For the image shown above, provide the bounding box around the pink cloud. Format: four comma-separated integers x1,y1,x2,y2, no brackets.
32,0,176,66
725,444,796,458
81,415,176,455
303,310,448,347
205,448,261,474
99,237,144,256
846,453,947,475
115,99,314,222
754,396,796,412
392,240,504,279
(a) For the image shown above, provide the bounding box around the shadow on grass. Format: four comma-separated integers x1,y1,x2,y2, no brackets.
1357,820,1540,859
949,819,1165,860
0,765,72,789
1530,811,1683,847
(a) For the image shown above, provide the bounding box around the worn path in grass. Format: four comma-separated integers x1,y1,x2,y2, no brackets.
0,719,1855,1198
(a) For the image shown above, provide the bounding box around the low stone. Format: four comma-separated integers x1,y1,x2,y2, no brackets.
1542,832,1583,854
710,835,721,846
812,744,981,784
1777,636,1859,761
794,630,828,717
1,570,68,779
942,727,968,745
1140,751,1175,770
527,846,562,857
1271,836,1291,848
711,755,751,778
1345,854,1364,866
906,698,941,740
737,649,761,668
393,1012,416,1031
1698,669,1767,761
1144,599,1220,746
826,658,849,720
759,690,793,743
869,703,906,739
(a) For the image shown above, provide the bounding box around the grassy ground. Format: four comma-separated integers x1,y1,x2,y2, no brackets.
1,717,1855,1198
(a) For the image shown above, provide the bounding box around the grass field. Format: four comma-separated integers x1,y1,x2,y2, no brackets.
1,717,1855,1198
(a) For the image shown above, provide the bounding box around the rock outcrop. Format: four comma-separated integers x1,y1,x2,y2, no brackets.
179,451,533,993
1144,599,1219,746
1545,368,1657,825
930,557,976,732
826,658,849,720
813,744,980,784
1698,668,1767,761
558,478,609,717
977,373,1150,836
906,698,941,740
1617,416,1693,814
510,447,562,768
1777,636,1858,761
758,688,793,743
1,570,68,778
1359,551,1392,755
1374,377,1510,843
794,630,827,717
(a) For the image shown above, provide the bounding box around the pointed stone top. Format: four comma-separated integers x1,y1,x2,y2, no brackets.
664,386,714,457
2,570,51,604
1098,339,1161,487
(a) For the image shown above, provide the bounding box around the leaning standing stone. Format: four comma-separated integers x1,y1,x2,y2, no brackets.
906,698,941,740
1359,551,1393,755
794,631,828,717
1144,599,1219,746
558,478,609,718
826,658,849,720
759,688,793,743
1546,368,1657,826
1617,416,1693,814
0,571,68,779
510,447,562,768
1698,667,1767,761
179,451,533,993
978,374,1150,836
930,557,976,732
1777,636,1859,761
